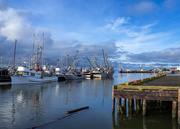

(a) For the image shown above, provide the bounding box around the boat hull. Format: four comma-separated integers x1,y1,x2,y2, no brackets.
11,75,54,85
64,75,86,80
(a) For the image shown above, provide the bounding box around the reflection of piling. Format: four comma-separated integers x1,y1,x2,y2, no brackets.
143,116,147,129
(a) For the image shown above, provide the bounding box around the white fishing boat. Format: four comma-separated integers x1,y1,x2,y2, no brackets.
55,67,66,81
64,70,85,80
91,69,107,78
11,66,57,85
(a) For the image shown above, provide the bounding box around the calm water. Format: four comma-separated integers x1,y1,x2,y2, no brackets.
0,72,179,129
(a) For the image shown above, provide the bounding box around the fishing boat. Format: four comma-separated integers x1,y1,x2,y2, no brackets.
64,69,85,80
55,67,66,81
0,68,11,85
86,49,115,78
91,68,107,78
91,67,114,78
82,69,93,79
11,66,57,85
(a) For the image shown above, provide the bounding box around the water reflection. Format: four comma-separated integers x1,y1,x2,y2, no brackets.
112,101,180,129
0,72,161,129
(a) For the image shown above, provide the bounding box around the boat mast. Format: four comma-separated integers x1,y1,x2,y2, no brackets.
106,52,109,68
66,52,69,69
31,33,35,68
94,54,99,68
86,56,95,69
70,50,78,69
102,49,107,68
42,33,44,66
13,39,17,74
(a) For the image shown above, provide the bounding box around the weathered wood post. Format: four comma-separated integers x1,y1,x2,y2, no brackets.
172,101,177,118
142,99,146,116
136,99,140,112
117,98,123,114
112,86,115,113
129,99,132,113
123,98,126,108
178,88,180,124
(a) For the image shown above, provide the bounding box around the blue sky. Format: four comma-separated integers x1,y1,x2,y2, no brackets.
1,0,180,66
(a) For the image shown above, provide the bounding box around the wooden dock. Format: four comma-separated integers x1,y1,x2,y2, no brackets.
112,74,180,124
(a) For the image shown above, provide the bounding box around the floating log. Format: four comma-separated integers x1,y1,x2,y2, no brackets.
66,106,89,114
31,106,89,129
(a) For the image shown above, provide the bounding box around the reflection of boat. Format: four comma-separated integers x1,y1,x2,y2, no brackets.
11,66,57,85
0,68,11,85
64,70,85,80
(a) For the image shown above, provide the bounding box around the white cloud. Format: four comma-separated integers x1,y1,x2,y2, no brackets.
126,1,158,16
103,17,130,30
163,0,179,10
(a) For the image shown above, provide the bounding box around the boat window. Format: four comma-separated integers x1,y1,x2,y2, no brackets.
24,72,29,75
18,71,24,75
31,73,35,76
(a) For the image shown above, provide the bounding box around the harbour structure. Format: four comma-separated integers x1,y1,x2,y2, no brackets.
112,74,180,124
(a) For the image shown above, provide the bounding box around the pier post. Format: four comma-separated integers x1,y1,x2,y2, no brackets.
142,99,146,116
123,98,126,108
172,101,177,118
112,87,115,113
117,98,123,114
136,99,140,112
129,99,132,113
178,88,180,124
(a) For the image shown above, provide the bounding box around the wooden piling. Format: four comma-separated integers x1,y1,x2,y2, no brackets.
136,99,140,112
142,99,146,116
117,98,122,114
178,88,180,124
129,99,132,114
172,101,177,118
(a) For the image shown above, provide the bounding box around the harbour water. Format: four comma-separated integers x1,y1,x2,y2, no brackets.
0,72,179,129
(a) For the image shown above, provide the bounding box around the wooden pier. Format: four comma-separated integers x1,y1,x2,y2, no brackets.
112,74,180,124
